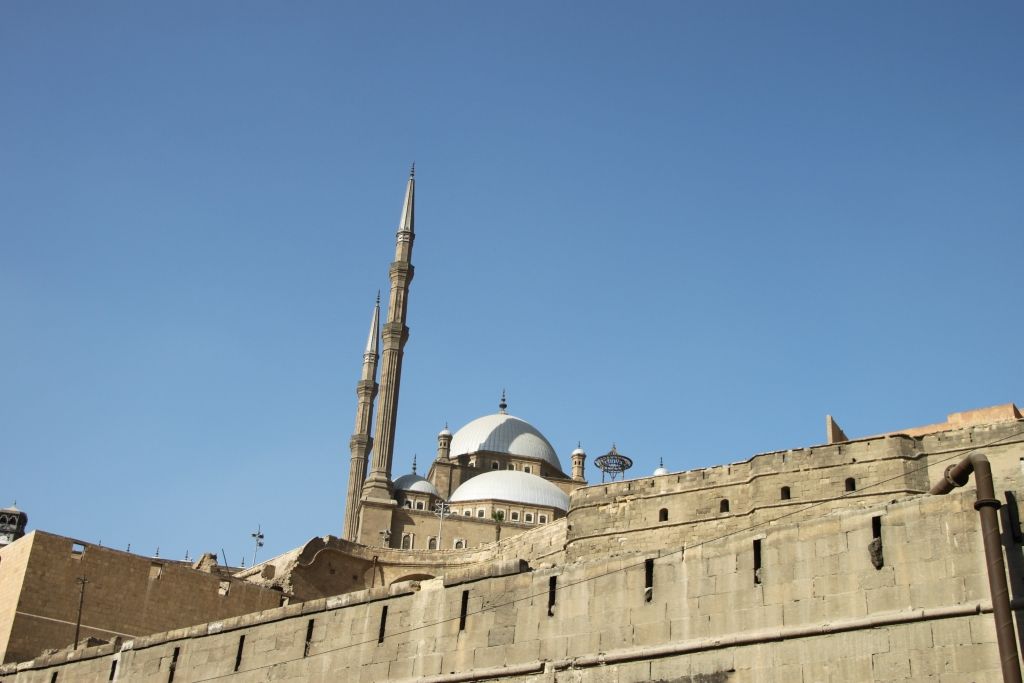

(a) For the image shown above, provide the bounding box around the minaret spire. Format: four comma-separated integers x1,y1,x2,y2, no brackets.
361,167,416,509
342,296,381,540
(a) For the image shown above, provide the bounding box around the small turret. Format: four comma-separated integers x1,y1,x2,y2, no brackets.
0,504,28,547
437,423,452,461
571,443,586,482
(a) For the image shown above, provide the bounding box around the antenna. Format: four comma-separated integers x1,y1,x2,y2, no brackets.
251,525,265,566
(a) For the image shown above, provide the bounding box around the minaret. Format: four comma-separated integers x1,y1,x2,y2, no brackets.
571,442,587,482
436,424,452,461
361,166,416,506
342,295,380,541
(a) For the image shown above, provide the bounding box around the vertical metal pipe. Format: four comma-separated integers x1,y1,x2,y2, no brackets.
931,454,1022,683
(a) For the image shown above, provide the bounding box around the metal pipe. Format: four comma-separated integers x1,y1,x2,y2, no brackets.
931,453,1022,683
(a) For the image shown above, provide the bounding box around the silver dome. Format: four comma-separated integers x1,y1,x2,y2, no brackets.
449,413,563,473
449,470,570,511
393,473,440,497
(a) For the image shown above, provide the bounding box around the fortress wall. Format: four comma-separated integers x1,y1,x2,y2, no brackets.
0,532,283,665
3,484,1015,682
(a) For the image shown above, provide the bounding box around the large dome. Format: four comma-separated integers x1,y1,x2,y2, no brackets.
449,470,570,511
449,413,563,472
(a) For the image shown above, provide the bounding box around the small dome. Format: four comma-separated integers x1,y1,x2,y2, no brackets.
450,413,562,473
571,446,585,457
449,471,570,511
439,426,452,438
653,466,669,476
393,473,439,497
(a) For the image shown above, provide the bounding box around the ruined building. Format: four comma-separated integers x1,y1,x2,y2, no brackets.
2,172,1024,682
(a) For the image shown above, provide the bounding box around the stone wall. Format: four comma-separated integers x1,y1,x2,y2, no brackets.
0,532,283,664
4,481,1019,682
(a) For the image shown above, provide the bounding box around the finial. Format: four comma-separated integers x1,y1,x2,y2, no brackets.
412,454,417,474
659,457,664,467
499,389,507,414
410,162,415,178
577,441,581,449
376,289,380,306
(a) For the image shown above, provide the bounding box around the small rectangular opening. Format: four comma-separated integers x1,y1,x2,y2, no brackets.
871,515,882,540
109,660,117,681
234,635,245,672
378,606,388,644
547,576,557,616
218,580,230,596
303,618,315,657
168,646,180,683
644,558,654,602
459,590,469,630
50,672,58,683
753,539,762,585
149,563,163,580
71,542,85,556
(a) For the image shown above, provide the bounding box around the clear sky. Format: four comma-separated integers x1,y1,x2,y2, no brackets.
2,2,1021,565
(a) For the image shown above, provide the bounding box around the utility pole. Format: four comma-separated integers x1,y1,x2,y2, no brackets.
251,525,265,566
73,576,89,648
433,501,451,550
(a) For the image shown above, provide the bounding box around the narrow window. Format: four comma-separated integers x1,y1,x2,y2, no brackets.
109,660,117,681
168,646,180,683
428,537,437,550
524,465,532,474
218,580,230,596
869,515,884,570
845,477,856,492
401,534,411,550
234,635,245,672
720,499,730,513
780,487,791,500
547,576,557,616
150,563,163,580
404,500,411,509
378,605,388,644
303,618,315,657
658,508,668,522
51,672,59,683
753,540,762,584
644,558,654,602
459,590,469,631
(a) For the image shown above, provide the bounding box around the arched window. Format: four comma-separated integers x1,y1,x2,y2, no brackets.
720,499,730,513
510,511,520,521
659,508,669,522
477,509,485,518
845,477,856,492
428,537,437,550
400,534,412,550
507,463,515,470
525,513,534,523
415,501,425,510
780,487,791,500
491,462,499,470
454,539,465,549
539,514,547,524
524,465,532,474
403,500,412,509
463,510,471,516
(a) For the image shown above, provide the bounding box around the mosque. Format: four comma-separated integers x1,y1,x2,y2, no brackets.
341,167,589,553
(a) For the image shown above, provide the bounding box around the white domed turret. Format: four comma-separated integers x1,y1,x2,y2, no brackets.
436,423,453,460
571,443,586,482
653,458,669,477
449,470,570,511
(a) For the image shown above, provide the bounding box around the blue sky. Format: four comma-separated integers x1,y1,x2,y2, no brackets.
2,2,1021,564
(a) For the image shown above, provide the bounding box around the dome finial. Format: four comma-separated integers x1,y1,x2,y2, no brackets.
659,457,664,467
499,389,508,414
412,454,417,474
410,162,415,178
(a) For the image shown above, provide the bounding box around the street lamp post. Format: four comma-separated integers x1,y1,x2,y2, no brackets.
433,501,451,549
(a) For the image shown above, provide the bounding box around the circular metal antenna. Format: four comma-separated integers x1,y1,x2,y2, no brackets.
594,444,633,482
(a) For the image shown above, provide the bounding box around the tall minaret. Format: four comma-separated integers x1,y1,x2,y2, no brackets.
342,295,380,541
361,166,415,508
